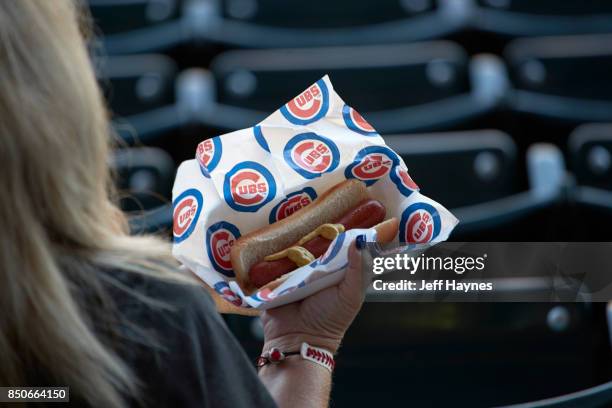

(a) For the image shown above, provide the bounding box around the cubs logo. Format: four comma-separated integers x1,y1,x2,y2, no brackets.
252,287,276,302
342,105,378,136
390,166,420,197
172,189,203,243
277,285,300,297
206,221,241,277
284,133,340,179
280,79,329,125
344,146,400,186
269,187,318,224
196,137,222,178
253,125,270,152
399,203,441,245
276,280,307,296
213,281,242,307
223,161,277,212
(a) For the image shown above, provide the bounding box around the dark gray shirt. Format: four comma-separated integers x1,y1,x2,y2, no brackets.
69,269,277,408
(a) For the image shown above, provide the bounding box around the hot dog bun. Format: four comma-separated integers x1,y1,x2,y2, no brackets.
231,179,369,292
373,217,399,244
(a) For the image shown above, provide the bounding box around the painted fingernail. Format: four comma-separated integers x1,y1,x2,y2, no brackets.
355,234,366,250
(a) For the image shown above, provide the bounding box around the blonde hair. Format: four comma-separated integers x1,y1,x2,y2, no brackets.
0,1,189,406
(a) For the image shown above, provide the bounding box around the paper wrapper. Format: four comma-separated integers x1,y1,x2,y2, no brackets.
172,76,458,310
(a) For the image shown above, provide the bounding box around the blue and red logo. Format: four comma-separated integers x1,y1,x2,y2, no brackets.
251,287,277,302
342,105,378,136
276,280,307,297
213,281,242,307
269,187,318,224
223,161,276,212
399,203,441,245
345,146,400,186
206,221,241,277
253,125,270,152
276,283,303,297
173,189,203,243
390,166,420,197
284,133,340,179
196,137,222,178
280,79,329,125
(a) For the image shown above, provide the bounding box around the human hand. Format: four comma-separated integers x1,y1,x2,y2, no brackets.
260,240,365,354
260,218,398,354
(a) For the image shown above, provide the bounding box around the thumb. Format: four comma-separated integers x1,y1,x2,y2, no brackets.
339,237,366,301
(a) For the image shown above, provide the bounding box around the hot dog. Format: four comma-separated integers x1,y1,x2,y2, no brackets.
230,180,399,294
249,199,386,287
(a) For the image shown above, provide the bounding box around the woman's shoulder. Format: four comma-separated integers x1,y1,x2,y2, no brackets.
100,267,216,324
94,268,276,408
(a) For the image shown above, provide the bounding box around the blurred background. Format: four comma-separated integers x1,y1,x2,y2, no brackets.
90,0,612,406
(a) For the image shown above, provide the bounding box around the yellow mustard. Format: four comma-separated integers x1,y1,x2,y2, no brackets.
297,223,345,245
264,246,315,266
263,223,345,266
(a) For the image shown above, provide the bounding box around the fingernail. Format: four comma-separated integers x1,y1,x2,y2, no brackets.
355,234,366,250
